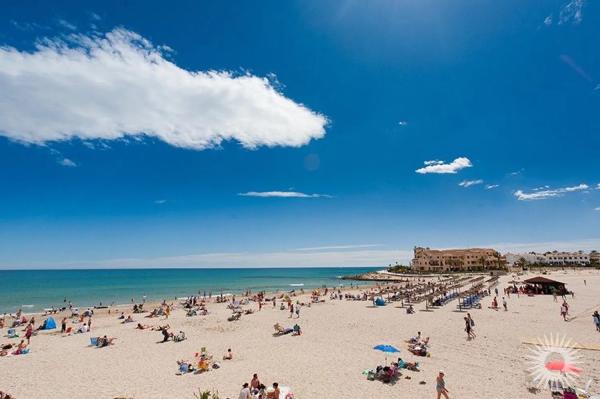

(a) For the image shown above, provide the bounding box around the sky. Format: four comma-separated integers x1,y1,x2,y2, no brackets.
0,0,599,269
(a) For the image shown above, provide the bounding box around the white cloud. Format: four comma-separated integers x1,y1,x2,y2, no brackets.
0,29,327,150
58,158,77,167
458,179,483,188
594,207,600,211
294,244,383,251
57,19,77,30
416,157,472,174
544,15,553,25
398,121,407,126
238,191,331,198
558,0,586,24
514,184,589,201
485,184,499,190
154,199,167,204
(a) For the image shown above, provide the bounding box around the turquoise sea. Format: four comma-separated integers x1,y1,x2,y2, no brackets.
0,267,377,313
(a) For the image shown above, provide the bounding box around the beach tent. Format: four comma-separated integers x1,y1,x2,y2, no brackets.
523,276,567,295
44,317,57,330
375,298,385,306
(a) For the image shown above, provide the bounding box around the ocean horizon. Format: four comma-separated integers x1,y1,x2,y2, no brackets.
0,266,379,313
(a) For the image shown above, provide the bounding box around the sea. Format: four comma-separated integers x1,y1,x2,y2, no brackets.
0,267,378,314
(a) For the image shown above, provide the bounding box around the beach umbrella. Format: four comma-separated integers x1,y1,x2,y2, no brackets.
373,344,400,364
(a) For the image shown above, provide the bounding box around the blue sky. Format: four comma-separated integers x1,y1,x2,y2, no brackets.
0,0,599,268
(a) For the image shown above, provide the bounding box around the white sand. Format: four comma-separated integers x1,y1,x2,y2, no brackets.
1,270,600,399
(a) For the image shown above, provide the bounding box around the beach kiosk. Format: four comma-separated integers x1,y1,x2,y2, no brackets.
523,276,567,295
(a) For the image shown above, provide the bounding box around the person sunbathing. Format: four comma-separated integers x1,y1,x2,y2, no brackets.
408,344,427,356
395,358,420,371
173,331,186,342
151,324,170,331
97,335,116,347
13,340,28,355
122,315,134,323
176,359,195,374
136,323,151,330
407,332,422,344
273,323,293,335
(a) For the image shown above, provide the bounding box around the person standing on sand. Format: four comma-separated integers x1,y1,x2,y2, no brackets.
25,323,33,344
61,317,67,334
289,304,294,318
87,316,92,332
502,297,508,311
238,382,251,399
593,311,600,332
561,302,568,321
436,371,449,399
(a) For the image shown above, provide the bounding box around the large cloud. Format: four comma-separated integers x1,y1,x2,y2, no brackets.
0,29,327,150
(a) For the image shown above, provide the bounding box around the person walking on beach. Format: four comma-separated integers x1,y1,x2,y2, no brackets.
87,316,92,332
295,306,300,318
61,317,67,334
464,316,474,340
436,370,450,399
593,311,600,332
289,304,294,318
466,313,475,336
502,297,508,311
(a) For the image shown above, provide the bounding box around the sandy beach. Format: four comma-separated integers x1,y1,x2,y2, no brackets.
1,270,600,399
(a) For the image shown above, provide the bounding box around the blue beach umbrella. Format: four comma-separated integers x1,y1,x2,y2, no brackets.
373,344,400,364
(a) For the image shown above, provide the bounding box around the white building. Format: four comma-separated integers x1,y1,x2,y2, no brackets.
544,251,590,266
505,252,546,267
505,251,592,267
